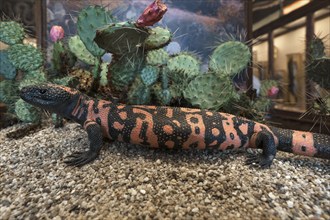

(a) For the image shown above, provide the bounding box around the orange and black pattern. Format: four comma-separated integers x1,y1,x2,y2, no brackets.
20,84,330,167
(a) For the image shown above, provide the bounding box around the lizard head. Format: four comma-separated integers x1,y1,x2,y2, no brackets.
20,83,79,111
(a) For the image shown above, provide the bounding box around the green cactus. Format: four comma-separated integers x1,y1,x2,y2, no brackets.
100,62,109,86
110,54,144,91
309,35,326,60
0,50,16,80
152,83,172,105
146,48,169,66
167,53,200,83
94,21,149,56
68,35,98,65
52,75,76,87
209,41,251,76
307,58,330,89
8,44,43,71
0,21,25,45
127,77,151,105
23,68,47,82
0,80,19,112
15,98,41,123
306,35,330,89
77,5,112,57
51,41,76,74
140,65,160,86
183,72,239,110
144,27,171,50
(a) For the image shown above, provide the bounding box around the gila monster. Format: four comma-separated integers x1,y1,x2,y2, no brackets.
20,84,330,167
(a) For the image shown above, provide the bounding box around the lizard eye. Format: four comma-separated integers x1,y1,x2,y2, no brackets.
39,89,47,94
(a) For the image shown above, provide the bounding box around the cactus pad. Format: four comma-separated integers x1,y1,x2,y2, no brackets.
8,44,43,71
307,58,330,89
51,41,76,73
0,80,19,111
209,41,251,76
152,83,172,105
23,68,47,82
183,72,238,110
94,21,149,56
68,35,97,65
0,50,16,80
109,54,144,91
140,65,160,86
167,53,200,83
127,77,151,105
15,98,41,123
77,5,112,57
145,27,171,50
146,48,169,66
0,21,25,45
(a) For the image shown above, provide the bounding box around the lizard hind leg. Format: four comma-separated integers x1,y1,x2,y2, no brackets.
64,121,103,167
246,131,277,168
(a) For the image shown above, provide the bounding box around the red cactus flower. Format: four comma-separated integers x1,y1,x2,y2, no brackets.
50,25,64,42
136,0,167,27
267,86,279,97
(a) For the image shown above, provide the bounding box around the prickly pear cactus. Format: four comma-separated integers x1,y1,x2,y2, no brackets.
95,21,149,56
77,5,113,57
152,83,171,105
140,65,160,86
0,21,25,45
127,77,151,104
167,53,200,83
0,50,16,80
309,35,326,60
68,35,97,65
183,72,239,110
146,48,169,66
307,35,330,89
51,41,76,74
145,27,171,50
0,80,19,112
110,54,144,91
307,58,330,89
8,44,43,71
15,99,41,123
22,67,45,81
209,41,251,76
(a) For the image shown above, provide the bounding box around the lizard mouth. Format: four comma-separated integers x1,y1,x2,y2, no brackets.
20,87,57,107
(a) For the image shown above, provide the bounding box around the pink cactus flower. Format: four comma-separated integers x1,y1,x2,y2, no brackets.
50,25,64,42
267,86,279,97
136,0,167,27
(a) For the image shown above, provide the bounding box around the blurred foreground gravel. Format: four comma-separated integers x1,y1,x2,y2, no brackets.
0,122,329,219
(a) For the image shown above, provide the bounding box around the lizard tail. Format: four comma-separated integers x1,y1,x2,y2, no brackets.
270,126,330,159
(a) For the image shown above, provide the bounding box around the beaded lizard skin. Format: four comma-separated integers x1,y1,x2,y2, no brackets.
20,84,330,167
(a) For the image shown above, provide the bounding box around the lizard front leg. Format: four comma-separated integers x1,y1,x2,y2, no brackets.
246,130,277,168
65,120,103,167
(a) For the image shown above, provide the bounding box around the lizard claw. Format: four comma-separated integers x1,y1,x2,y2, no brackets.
64,150,98,167
245,154,273,169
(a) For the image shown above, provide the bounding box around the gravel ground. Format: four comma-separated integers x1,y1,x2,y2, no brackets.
0,122,329,219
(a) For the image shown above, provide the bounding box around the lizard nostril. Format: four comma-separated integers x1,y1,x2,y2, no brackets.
39,89,47,94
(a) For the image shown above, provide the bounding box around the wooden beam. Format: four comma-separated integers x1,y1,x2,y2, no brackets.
34,0,47,49
255,12,329,44
246,0,253,93
253,0,330,38
268,31,274,79
305,13,315,109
